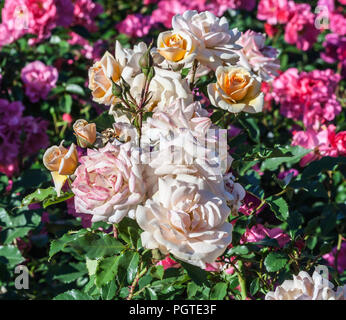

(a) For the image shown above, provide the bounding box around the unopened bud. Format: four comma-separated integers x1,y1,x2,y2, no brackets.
112,81,123,97
139,42,154,74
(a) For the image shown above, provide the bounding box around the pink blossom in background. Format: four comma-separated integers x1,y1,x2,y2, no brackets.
0,99,24,166
292,125,345,166
329,12,346,36
257,0,294,25
21,61,58,103
66,197,92,228
62,113,73,124
0,164,18,178
272,68,341,131
239,192,265,216
156,256,181,270
116,14,155,38
323,242,346,273
21,116,50,157
240,224,291,248
264,23,279,38
68,32,96,60
284,3,319,51
321,33,346,64
0,0,75,46
143,0,158,4
73,0,103,32
278,169,299,181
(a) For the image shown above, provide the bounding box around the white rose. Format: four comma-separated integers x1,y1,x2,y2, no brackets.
265,271,346,300
136,174,233,267
172,10,241,70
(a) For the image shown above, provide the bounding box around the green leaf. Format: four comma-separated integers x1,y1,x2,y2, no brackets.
96,256,120,287
301,157,346,180
66,83,85,96
54,290,94,300
42,192,74,208
127,252,140,284
264,252,288,272
101,281,117,300
266,196,289,221
86,258,98,276
179,260,209,286
210,282,227,300
261,146,310,171
0,245,24,268
250,278,260,296
117,217,142,248
21,187,57,207
93,111,115,131
239,117,260,143
49,229,88,260
227,245,249,256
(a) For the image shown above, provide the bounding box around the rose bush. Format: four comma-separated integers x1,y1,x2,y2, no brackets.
0,0,345,302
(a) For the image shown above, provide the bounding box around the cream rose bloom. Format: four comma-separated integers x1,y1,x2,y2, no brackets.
136,174,233,268
208,66,264,113
157,30,197,69
172,10,241,70
265,271,346,300
88,41,127,106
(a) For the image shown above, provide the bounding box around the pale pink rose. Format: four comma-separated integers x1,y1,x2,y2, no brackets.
323,243,346,273
236,30,280,82
240,224,290,248
257,0,295,25
284,3,319,51
71,142,146,223
156,256,181,270
21,61,58,103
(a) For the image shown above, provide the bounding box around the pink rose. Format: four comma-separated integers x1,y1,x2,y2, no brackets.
73,0,103,32
156,256,180,270
116,14,154,38
240,224,290,248
335,131,346,155
284,3,319,51
71,142,146,223
323,243,346,273
257,0,295,25
21,61,58,103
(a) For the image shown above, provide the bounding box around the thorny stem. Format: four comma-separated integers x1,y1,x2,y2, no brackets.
236,260,247,300
126,265,148,300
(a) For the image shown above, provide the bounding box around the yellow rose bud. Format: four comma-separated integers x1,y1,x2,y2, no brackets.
73,119,97,148
58,143,78,175
43,143,68,172
43,142,78,175
88,49,123,106
207,66,264,113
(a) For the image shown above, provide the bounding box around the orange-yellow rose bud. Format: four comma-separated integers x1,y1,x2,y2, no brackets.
73,119,97,148
43,142,78,175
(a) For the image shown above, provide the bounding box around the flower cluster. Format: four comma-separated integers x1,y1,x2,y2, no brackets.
40,10,282,268
0,0,103,47
0,99,49,176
